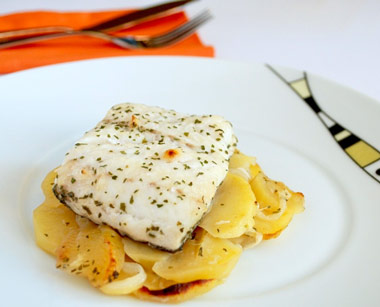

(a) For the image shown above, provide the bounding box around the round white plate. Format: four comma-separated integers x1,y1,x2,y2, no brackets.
0,57,379,307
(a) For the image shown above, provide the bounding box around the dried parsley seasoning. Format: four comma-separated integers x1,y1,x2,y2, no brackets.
82,206,92,215
94,200,103,207
198,247,203,257
120,202,126,212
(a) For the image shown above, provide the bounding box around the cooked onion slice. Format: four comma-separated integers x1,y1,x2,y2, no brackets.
229,167,251,181
100,262,146,295
230,230,263,249
255,190,289,221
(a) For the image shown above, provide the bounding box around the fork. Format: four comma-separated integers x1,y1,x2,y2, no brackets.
0,0,197,39
0,10,212,50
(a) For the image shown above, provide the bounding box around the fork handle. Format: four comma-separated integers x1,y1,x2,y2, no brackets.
0,30,129,49
0,26,73,39
0,31,76,49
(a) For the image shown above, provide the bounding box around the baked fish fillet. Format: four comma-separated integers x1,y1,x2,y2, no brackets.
54,103,237,251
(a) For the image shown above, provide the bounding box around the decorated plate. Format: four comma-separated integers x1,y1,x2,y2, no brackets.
0,57,379,306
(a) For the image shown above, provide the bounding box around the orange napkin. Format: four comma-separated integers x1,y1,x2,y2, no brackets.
0,10,214,74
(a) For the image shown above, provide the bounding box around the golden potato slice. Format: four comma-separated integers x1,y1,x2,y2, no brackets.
36,169,126,287
229,152,255,169
249,163,262,179
263,230,283,240
250,172,290,214
152,230,242,283
228,151,261,182
122,237,170,269
134,279,222,304
290,191,305,214
40,170,60,207
33,203,79,255
56,224,125,287
200,173,256,238
228,151,262,180
33,170,79,255
143,268,178,291
122,237,177,290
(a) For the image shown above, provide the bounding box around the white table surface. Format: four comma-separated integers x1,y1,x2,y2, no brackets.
1,0,380,104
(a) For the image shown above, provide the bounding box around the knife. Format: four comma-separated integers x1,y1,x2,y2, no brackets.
84,0,196,32
0,0,196,40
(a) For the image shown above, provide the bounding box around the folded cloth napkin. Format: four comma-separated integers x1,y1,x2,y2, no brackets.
0,9,214,74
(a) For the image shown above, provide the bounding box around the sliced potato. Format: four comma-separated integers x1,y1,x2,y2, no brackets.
229,152,256,169
228,152,255,180
228,151,262,181
33,203,79,255
41,170,60,207
56,224,125,287
262,230,283,240
122,235,176,291
122,237,170,269
200,173,256,238
134,279,222,304
249,163,262,179
290,192,305,214
153,230,242,283
33,171,79,255
143,268,178,291
250,172,289,214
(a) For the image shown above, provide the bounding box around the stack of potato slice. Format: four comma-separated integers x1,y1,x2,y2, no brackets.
33,151,304,303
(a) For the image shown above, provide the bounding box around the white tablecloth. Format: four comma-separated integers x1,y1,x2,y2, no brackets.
1,0,380,103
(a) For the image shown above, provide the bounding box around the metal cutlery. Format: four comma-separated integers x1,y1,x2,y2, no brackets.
0,10,212,50
0,0,196,40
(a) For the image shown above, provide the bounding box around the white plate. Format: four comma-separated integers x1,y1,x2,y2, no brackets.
1,57,379,307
